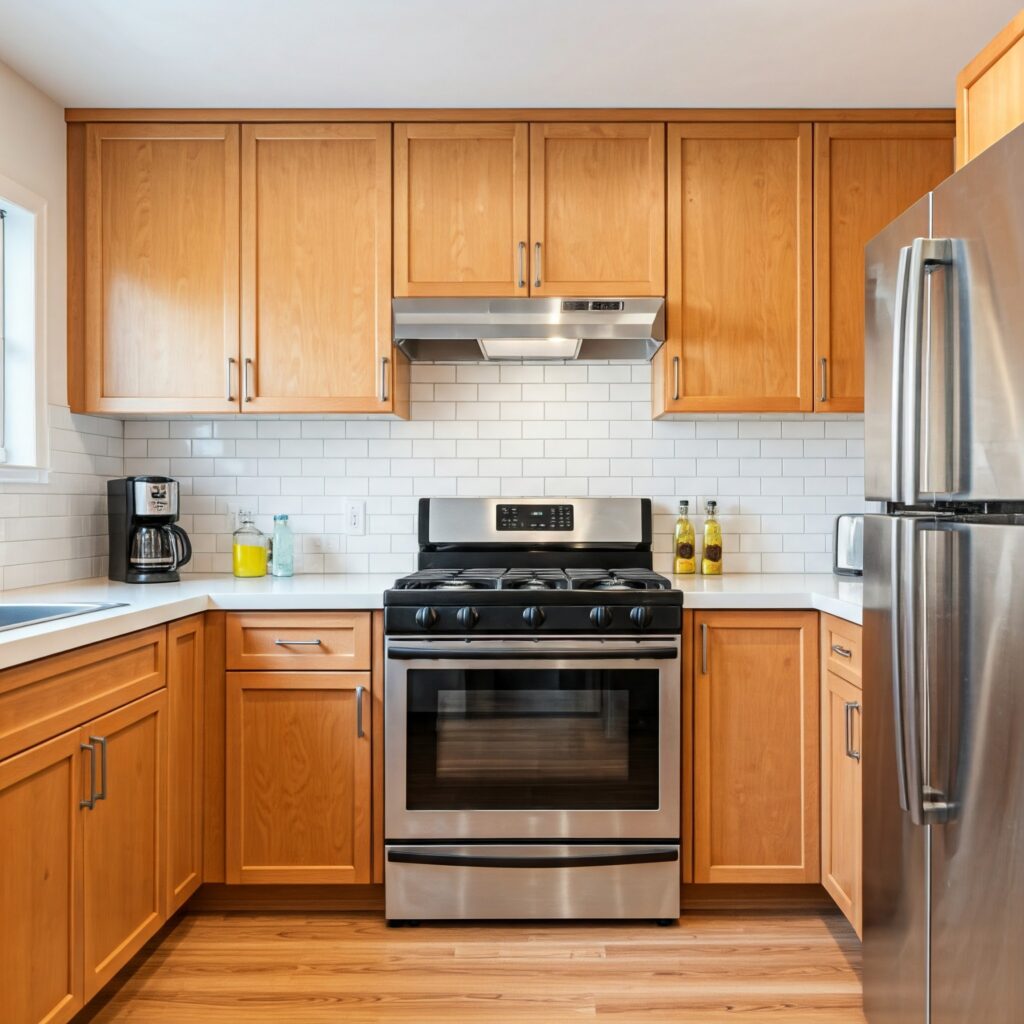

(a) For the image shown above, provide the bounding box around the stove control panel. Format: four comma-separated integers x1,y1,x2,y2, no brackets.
496,504,574,531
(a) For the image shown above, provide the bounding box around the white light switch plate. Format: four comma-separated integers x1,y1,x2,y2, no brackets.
343,499,365,536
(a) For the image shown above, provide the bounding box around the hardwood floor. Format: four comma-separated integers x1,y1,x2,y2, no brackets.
74,910,865,1023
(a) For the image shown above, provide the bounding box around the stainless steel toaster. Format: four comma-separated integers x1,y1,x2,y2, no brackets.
833,514,864,577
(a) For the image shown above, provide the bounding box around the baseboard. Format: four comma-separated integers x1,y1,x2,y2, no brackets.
187,883,386,913
186,882,830,915
680,883,834,912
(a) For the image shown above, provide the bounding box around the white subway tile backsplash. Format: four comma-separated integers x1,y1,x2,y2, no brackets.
1,369,867,588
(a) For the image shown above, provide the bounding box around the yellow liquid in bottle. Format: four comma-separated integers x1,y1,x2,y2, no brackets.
233,543,267,578
674,515,696,574
702,519,723,575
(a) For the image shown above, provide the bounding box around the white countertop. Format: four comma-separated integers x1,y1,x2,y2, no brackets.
0,571,861,670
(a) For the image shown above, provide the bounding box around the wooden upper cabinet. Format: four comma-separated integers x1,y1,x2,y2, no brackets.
240,123,400,413
655,123,812,414
957,10,1024,168
394,123,529,297
693,610,819,884
813,123,954,412
529,123,665,296
82,123,240,414
0,730,83,1024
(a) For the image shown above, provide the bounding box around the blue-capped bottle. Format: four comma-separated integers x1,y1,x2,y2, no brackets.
269,514,294,577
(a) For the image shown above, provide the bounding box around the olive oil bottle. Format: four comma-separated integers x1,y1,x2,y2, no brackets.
673,500,696,574
702,499,723,575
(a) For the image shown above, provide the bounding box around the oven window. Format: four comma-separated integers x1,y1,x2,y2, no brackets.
405,669,660,810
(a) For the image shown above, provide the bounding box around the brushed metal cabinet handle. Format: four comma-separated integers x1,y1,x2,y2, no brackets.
700,622,708,675
226,356,236,402
517,241,526,288
820,357,828,403
79,742,96,810
831,643,853,659
844,701,862,761
89,735,108,800
273,638,323,646
355,685,366,738
380,356,389,402
243,357,254,403
534,241,542,288
672,356,680,402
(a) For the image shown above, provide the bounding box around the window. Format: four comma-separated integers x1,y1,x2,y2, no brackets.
0,174,48,478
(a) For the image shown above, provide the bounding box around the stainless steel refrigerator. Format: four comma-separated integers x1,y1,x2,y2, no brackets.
863,122,1024,1023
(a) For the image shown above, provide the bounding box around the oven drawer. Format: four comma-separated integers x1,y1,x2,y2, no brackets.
385,844,680,920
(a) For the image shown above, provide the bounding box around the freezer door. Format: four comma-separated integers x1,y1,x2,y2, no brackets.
923,124,1024,501
862,513,929,1024
864,197,931,502
927,516,1024,1022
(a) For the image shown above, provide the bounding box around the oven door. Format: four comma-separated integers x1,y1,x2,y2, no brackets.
385,636,681,841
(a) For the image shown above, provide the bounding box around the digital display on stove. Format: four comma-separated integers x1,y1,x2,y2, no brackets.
496,504,574,531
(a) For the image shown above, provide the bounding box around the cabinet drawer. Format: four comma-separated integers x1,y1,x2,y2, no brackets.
822,614,861,687
0,626,166,761
226,613,371,671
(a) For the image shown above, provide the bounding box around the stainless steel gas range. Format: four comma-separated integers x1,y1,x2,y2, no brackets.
383,497,682,923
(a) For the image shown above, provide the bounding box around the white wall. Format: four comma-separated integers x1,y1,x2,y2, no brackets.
0,59,122,590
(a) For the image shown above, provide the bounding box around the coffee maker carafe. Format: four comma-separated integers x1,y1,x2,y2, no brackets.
108,476,192,583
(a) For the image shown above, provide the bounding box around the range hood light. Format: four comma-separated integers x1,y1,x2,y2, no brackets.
478,336,583,361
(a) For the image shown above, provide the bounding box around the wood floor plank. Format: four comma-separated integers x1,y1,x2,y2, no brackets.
73,910,866,1024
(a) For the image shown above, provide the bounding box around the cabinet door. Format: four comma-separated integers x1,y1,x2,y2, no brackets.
822,669,862,937
956,11,1024,168
81,691,167,1001
529,123,664,296
655,124,812,414
241,123,397,413
693,610,819,883
0,730,83,1024
814,122,954,412
394,123,529,297
83,124,240,414
226,672,371,884
167,616,204,913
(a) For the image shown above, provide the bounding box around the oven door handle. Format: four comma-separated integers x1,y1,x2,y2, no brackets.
386,645,678,661
387,848,679,869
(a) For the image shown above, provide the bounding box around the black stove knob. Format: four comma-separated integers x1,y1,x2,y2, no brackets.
523,606,546,629
415,606,439,629
629,605,653,630
590,605,613,629
456,606,479,629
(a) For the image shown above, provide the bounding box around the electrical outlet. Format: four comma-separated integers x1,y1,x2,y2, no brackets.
343,499,365,536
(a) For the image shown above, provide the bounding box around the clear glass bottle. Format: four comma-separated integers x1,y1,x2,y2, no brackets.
701,499,723,576
269,513,294,577
232,510,267,578
673,500,696,575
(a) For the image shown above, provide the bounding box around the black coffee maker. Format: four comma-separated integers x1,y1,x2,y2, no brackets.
108,476,192,583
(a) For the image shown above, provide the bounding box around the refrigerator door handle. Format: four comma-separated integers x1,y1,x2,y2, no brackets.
891,517,913,816
902,236,953,504
889,245,913,500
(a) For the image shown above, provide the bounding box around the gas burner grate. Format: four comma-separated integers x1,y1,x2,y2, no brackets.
498,569,570,591
566,568,673,592
392,568,504,591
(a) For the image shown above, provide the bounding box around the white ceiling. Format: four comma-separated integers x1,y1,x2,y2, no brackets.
0,0,1017,109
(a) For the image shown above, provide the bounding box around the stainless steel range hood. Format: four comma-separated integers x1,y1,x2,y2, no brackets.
392,297,665,361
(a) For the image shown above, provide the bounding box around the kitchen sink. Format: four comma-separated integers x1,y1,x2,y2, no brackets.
0,602,128,632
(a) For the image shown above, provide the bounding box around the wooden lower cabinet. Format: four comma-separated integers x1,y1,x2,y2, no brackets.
693,610,820,883
226,671,372,884
81,690,168,1000
0,730,83,1024
167,615,205,912
822,666,863,936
